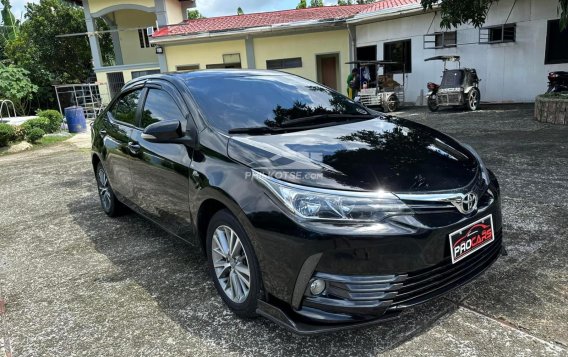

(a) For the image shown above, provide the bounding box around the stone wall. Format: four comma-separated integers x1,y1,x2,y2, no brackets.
535,96,568,124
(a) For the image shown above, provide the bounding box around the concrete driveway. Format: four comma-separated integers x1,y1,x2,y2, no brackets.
1,104,567,356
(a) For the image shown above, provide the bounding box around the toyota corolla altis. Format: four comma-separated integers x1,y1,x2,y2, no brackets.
91,70,504,334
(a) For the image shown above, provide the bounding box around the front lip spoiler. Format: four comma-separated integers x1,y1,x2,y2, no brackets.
255,300,400,335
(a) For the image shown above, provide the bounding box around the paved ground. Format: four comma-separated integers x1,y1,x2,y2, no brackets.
0,104,567,356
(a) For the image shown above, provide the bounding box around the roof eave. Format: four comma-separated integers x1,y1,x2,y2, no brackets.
150,18,349,45
347,4,425,25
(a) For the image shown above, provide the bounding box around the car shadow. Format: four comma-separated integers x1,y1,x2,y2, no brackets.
68,195,459,355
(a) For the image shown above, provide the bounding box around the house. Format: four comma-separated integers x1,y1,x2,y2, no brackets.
150,4,373,95
79,0,567,104
76,0,196,103
349,0,568,104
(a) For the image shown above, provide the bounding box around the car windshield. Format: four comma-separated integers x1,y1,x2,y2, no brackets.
184,74,372,133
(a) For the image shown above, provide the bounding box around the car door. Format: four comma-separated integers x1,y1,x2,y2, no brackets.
100,88,143,203
128,82,194,239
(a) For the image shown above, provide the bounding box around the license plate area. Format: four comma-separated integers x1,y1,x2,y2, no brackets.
449,214,494,264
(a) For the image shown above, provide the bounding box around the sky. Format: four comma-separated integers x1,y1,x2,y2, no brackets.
7,0,339,20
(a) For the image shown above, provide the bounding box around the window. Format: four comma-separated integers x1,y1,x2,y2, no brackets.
223,53,241,64
545,19,568,64
384,40,412,73
184,74,369,134
176,64,200,71
131,69,160,79
109,89,142,126
424,32,457,49
140,89,184,129
266,57,303,70
107,72,125,100
479,24,516,44
138,28,154,48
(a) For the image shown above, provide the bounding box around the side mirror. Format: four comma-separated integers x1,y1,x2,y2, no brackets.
142,120,191,144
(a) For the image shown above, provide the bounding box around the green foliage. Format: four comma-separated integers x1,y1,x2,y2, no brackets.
4,0,101,108
12,125,25,141
338,0,351,5
421,0,567,30
310,0,324,7
0,64,38,114
37,109,63,132
26,127,45,143
0,122,15,146
296,0,307,9
21,117,51,134
187,9,205,19
237,7,244,15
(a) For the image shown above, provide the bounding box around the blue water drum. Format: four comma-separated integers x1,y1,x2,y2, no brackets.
65,106,87,133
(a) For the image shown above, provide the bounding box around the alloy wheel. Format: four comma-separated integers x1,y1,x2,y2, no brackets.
211,225,251,303
469,90,479,110
97,168,112,211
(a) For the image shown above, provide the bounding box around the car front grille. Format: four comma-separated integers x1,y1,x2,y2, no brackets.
303,230,502,315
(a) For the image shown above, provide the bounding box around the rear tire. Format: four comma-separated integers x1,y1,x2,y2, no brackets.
95,162,125,217
466,88,480,111
206,209,261,318
427,95,439,112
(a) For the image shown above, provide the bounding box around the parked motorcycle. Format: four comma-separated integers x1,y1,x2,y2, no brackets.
547,71,568,93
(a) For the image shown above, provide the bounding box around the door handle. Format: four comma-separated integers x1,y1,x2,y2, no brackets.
99,129,107,137
128,141,141,154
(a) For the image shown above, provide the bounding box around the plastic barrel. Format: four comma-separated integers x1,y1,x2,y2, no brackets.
65,106,87,133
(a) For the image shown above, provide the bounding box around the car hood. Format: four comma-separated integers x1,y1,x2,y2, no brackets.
227,116,479,192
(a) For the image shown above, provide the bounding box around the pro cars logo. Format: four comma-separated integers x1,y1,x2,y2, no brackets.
449,215,494,264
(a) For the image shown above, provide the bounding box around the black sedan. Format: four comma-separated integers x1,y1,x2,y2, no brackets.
91,70,503,334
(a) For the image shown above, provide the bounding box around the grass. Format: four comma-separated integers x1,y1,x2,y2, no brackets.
0,132,75,156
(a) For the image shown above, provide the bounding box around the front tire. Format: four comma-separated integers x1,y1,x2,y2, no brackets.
206,209,261,318
95,162,125,217
466,88,480,111
427,94,439,112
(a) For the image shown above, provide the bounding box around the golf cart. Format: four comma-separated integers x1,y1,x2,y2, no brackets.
425,56,481,112
346,60,406,113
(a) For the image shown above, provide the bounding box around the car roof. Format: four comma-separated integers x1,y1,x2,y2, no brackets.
129,69,288,86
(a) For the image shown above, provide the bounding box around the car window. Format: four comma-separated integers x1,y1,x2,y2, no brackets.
140,89,184,129
109,89,142,125
184,74,369,133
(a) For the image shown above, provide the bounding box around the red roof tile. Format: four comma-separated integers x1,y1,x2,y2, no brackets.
152,1,419,39
362,0,420,13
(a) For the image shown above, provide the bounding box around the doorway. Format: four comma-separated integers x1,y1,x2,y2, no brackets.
316,53,339,90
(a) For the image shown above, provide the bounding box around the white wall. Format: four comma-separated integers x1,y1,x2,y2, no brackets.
356,0,568,104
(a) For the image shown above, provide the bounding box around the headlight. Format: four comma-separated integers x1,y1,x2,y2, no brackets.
253,171,412,223
462,144,490,185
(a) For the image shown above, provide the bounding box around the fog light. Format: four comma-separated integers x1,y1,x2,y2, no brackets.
309,279,326,295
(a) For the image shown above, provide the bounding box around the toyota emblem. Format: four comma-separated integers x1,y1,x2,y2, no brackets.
452,192,478,214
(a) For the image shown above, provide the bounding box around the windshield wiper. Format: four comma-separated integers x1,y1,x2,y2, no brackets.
280,114,375,128
228,126,284,135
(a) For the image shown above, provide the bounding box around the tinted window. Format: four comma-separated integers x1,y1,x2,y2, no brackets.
140,89,184,128
184,74,370,133
110,89,141,125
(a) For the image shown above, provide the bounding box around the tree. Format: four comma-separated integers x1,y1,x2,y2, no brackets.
237,7,244,15
296,0,307,9
310,0,324,7
187,9,205,19
5,0,99,109
0,64,38,114
421,0,568,30
0,0,19,62
337,0,351,5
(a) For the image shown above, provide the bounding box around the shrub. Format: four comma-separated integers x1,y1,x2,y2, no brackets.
0,123,16,147
26,127,45,143
21,117,51,133
13,125,26,142
37,109,63,133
